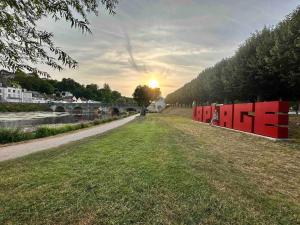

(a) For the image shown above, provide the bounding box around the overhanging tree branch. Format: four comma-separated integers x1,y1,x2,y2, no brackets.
0,0,118,77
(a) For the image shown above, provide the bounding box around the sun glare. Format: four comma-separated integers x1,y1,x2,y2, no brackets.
149,79,159,88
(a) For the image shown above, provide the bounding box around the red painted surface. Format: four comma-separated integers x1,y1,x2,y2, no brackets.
254,101,289,138
219,104,234,128
196,106,203,122
192,107,197,120
192,101,289,139
203,106,212,123
233,103,254,133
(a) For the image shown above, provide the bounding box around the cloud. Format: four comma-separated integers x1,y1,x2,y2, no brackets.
35,0,299,96
124,31,148,73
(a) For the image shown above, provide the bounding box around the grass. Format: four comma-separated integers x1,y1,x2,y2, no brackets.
0,109,299,224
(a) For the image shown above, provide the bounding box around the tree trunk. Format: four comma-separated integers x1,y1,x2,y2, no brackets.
140,106,146,116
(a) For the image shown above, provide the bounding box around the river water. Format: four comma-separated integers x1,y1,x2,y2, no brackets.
0,112,104,128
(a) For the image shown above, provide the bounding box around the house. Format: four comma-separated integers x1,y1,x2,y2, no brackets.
147,97,166,112
0,84,23,103
61,91,73,98
31,91,47,103
0,82,50,103
22,90,33,103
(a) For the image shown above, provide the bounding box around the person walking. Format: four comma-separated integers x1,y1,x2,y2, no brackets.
210,108,219,126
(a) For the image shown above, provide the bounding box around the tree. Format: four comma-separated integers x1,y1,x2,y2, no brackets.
0,0,118,77
111,90,122,102
166,6,300,106
14,69,54,94
12,71,123,103
133,85,161,115
98,83,112,102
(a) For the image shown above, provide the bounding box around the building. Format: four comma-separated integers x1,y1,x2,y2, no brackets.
61,91,73,98
0,84,23,103
31,91,47,103
147,97,166,113
22,90,33,103
0,83,48,103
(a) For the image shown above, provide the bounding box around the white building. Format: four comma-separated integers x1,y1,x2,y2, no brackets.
0,85,23,103
61,91,73,97
147,97,166,113
31,91,47,103
21,90,33,103
0,84,47,103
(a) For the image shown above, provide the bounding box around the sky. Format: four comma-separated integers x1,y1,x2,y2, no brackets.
38,0,299,97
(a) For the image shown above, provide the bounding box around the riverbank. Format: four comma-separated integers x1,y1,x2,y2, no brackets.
0,103,50,112
0,113,137,144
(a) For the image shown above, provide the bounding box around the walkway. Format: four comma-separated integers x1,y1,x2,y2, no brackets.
0,114,138,162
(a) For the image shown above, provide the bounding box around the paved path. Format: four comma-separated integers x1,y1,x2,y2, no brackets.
0,115,138,162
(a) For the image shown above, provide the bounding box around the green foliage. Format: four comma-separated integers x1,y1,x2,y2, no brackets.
133,85,161,107
0,103,50,112
14,70,54,94
0,128,34,144
12,73,125,103
0,0,118,76
35,123,93,138
35,125,76,138
166,7,300,105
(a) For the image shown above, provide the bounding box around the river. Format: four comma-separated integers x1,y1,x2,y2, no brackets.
0,111,104,129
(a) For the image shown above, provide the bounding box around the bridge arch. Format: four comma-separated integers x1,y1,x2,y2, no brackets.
73,106,83,115
110,107,120,116
55,106,66,112
125,107,137,112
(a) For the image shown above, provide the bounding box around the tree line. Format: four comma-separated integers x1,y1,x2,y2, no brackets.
12,70,133,104
166,6,300,107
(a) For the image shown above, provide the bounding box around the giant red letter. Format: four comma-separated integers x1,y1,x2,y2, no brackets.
203,106,212,123
233,103,254,133
254,101,289,139
219,104,233,128
196,106,203,122
192,107,197,120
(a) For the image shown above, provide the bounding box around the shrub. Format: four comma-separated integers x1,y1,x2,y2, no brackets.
35,125,76,138
0,103,51,112
0,128,34,144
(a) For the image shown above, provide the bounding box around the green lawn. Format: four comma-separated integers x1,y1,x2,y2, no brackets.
0,110,299,224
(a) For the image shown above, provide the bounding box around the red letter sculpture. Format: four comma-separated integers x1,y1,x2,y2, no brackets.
254,101,289,138
196,106,203,122
203,106,212,123
192,101,289,139
219,104,233,128
192,107,197,120
233,103,254,133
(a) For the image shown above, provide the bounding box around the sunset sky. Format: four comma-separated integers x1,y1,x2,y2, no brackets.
38,0,299,97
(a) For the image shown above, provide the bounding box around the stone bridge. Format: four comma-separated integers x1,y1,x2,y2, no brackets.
49,102,140,115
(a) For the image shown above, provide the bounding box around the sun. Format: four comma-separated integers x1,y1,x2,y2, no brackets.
149,79,159,88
